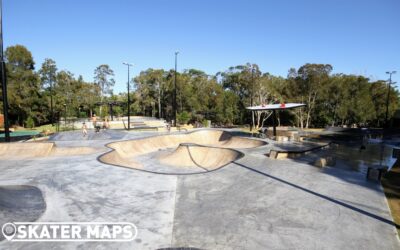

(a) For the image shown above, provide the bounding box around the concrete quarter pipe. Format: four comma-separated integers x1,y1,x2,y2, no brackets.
0,142,105,159
99,130,266,174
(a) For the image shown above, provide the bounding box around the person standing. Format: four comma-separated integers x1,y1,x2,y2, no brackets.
91,114,98,132
103,118,109,130
82,122,88,137
166,122,171,133
91,114,97,126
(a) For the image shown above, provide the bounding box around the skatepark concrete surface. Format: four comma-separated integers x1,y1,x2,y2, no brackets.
0,128,399,249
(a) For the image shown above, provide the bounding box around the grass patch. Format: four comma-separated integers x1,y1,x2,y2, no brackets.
381,162,400,236
17,124,76,134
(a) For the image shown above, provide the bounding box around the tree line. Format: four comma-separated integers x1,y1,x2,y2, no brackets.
0,44,398,129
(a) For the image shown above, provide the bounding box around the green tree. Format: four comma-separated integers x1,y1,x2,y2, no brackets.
39,58,57,124
370,80,399,127
134,69,166,117
94,64,115,116
177,111,190,124
285,63,332,128
218,63,261,126
4,43,400,129
77,81,100,118
4,45,40,126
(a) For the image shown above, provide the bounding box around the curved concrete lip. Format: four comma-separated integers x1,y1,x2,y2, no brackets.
98,129,266,175
0,142,107,159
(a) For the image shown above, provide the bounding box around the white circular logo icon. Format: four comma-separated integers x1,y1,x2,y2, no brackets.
2,223,16,241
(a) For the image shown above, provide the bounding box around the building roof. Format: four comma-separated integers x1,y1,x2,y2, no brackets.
246,103,306,111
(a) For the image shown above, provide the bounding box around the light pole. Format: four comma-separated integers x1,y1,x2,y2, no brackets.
123,62,133,130
250,65,255,131
0,0,10,142
173,51,179,127
50,79,54,126
63,103,67,130
385,71,396,127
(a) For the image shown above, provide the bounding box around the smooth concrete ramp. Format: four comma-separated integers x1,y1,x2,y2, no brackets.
0,142,54,159
99,130,265,173
0,142,104,159
158,143,242,171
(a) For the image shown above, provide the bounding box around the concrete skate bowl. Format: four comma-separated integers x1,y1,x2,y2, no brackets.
0,185,46,241
99,130,266,174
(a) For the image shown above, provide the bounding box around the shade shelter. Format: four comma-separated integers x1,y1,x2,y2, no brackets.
246,103,306,137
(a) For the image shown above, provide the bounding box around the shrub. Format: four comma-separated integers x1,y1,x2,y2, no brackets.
25,116,35,129
177,111,190,125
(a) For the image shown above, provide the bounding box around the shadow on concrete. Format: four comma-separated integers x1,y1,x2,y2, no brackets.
281,140,396,193
0,185,46,241
158,248,204,250
233,162,400,230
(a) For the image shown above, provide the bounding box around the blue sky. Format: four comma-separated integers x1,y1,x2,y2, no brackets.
4,0,399,93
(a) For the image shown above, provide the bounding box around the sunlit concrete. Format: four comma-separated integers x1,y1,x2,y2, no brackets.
0,129,398,249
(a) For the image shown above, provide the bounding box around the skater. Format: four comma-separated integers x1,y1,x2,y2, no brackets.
92,114,100,133
82,122,88,137
166,122,171,133
91,114,97,128
102,118,109,130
